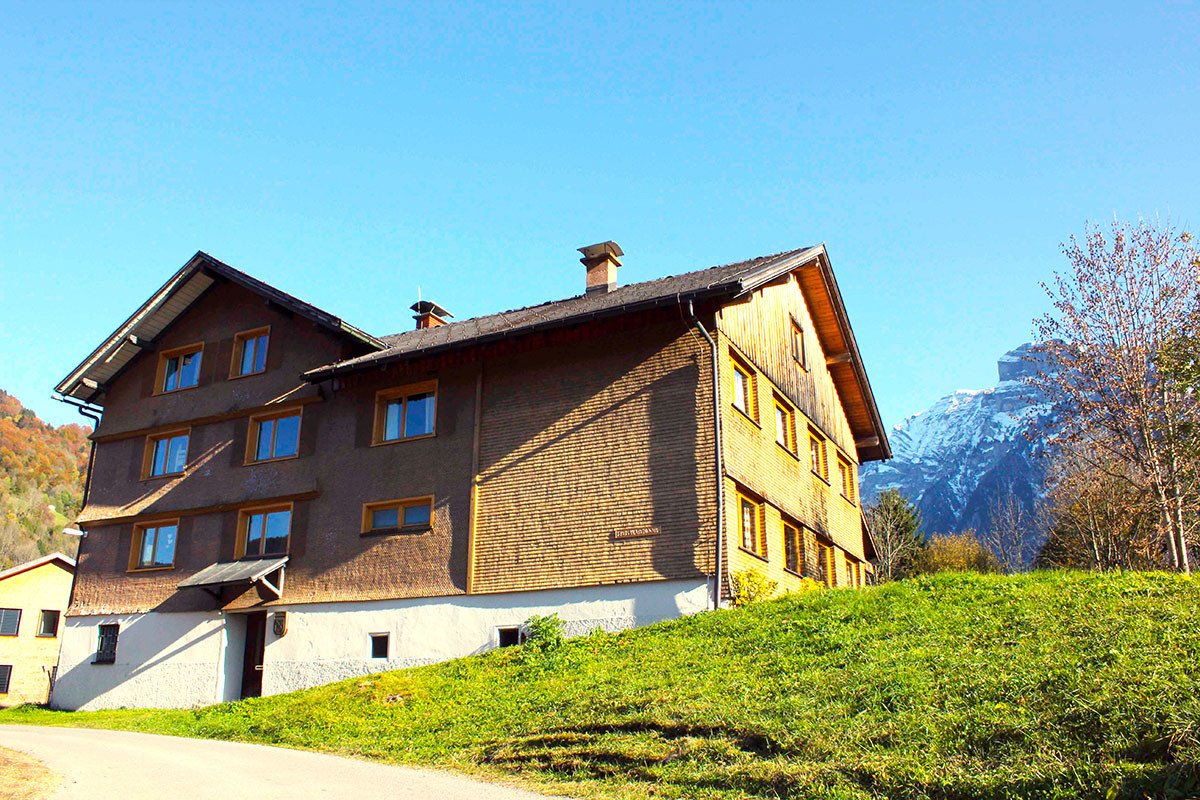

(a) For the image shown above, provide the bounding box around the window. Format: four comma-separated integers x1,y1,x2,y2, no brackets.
95,624,119,664
370,633,389,659
0,665,10,694
730,358,754,418
143,430,189,478
818,544,833,587
362,497,433,533
809,429,827,481
247,410,302,463
232,327,270,378
737,492,765,557
38,610,61,638
497,626,525,647
157,343,203,393
238,505,292,558
132,522,178,570
791,317,806,369
783,523,803,575
838,457,856,503
774,398,795,452
373,381,438,444
0,609,20,637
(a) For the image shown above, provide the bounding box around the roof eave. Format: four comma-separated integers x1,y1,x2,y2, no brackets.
55,252,385,404
303,281,745,382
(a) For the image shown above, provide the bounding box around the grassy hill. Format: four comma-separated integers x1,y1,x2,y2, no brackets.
0,390,89,567
5,571,1200,799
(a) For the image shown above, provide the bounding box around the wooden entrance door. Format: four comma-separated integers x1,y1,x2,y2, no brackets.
241,611,267,699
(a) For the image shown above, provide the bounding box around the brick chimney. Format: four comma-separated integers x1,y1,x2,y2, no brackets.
578,241,623,294
411,300,453,330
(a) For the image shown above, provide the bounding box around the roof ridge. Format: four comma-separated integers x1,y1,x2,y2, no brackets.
379,246,810,342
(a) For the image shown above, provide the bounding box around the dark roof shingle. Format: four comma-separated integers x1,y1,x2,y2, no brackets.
305,246,818,379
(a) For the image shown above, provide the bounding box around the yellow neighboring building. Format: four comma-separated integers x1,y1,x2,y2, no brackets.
0,553,75,706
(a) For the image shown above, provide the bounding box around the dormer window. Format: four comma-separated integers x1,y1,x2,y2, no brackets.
157,343,203,394
232,327,270,378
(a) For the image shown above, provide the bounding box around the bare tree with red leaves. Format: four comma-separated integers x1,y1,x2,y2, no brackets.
1028,219,1200,574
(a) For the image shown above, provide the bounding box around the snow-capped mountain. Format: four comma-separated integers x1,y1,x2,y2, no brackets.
860,344,1053,537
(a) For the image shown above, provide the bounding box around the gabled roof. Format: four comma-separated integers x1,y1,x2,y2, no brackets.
0,552,76,582
55,251,385,405
304,244,891,461
305,246,822,379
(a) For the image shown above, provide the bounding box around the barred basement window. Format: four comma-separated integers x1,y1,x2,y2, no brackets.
95,624,119,664
497,627,525,647
370,633,389,659
0,608,20,637
0,665,10,694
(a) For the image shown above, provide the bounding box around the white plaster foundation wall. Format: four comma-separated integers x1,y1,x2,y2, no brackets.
52,612,230,711
262,578,710,695
51,579,711,709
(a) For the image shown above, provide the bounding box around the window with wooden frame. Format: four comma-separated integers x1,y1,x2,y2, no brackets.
373,380,437,444
809,428,828,481
129,521,178,571
736,491,766,557
156,342,203,394
38,610,60,638
0,609,20,637
730,355,755,419
94,624,119,664
774,397,796,453
361,496,433,533
231,327,270,378
837,456,856,503
783,522,804,575
237,504,292,558
246,409,302,463
142,429,189,479
790,316,806,370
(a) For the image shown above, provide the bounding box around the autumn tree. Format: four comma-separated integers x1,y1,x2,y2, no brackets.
1028,219,1200,574
913,532,994,574
865,489,924,582
1037,448,1159,570
982,492,1038,573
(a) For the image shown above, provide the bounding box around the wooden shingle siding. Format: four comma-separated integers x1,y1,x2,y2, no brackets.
718,273,857,459
471,322,716,594
716,276,866,596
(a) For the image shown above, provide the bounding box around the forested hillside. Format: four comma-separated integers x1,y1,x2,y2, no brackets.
0,390,89,568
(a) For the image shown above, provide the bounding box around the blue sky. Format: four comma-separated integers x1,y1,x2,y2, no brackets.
2,2,1197,431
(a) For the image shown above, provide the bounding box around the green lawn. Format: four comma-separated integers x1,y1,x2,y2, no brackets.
5,571,1199,799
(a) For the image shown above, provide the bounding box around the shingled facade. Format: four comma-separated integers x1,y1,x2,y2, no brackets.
51,244,889,710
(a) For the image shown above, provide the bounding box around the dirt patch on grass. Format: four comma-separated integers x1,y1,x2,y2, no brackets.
0,746,58,800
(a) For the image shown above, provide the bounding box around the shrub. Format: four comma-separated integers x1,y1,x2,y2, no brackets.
914,531,995,574
730,569,778,606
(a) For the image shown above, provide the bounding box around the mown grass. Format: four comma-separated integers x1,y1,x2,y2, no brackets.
4,571,1199,799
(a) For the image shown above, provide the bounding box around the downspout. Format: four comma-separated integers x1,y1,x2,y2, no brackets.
685,300,724,610
52,393,102,643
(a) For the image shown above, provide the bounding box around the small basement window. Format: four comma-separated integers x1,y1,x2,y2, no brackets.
370,633,389,659
497,626,524,648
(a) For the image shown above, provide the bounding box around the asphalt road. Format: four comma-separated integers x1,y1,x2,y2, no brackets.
0,726,554,800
